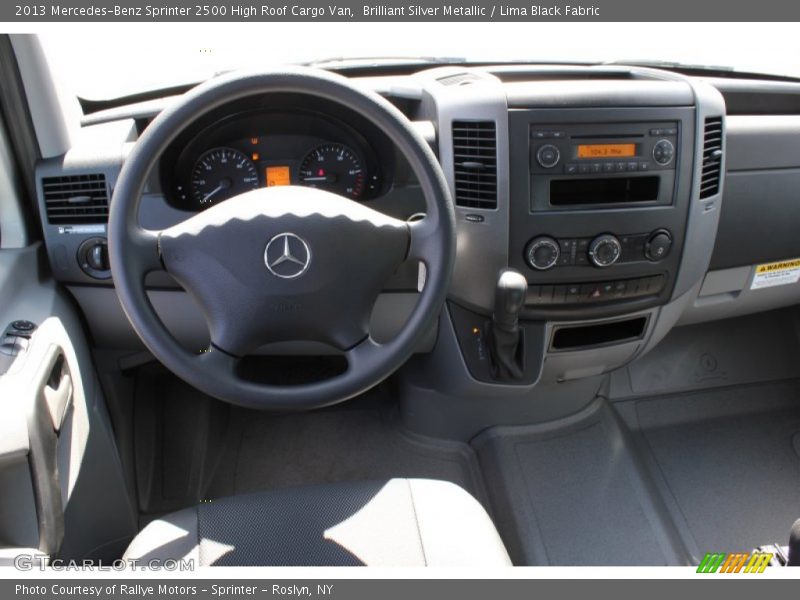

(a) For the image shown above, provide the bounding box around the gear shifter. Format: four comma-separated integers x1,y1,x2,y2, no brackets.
488,268,528,380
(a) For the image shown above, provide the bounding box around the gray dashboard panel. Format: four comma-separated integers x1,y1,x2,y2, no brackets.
414,68,512,313
725,115,800,171
505,80,695,109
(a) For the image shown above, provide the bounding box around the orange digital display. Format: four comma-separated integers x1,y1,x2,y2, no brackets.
577,143,637,159
265,165,291,187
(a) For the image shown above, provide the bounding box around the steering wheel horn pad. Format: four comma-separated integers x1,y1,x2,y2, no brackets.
108,68,455,410
159,186,410,357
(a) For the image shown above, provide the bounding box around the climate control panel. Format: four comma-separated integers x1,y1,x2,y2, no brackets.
524,231,672,271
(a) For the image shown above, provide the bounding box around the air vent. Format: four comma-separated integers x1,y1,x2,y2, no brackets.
437,72,480,87
42,174,109,224
699,117,723,199
452,120,498,209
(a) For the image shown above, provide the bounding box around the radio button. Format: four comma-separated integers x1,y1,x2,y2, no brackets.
615,162,627,172
639,161,650,171
603,162,615,173
536,144,561,168
565,163,578,175
578,163,590,174
627,162,639,171
591,163,603,174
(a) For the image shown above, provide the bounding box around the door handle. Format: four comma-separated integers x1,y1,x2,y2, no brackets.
44,369,72,434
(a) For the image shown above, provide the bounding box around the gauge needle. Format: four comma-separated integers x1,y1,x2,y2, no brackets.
202,177,233,202
202,184,224,202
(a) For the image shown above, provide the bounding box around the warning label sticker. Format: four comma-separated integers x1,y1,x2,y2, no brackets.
751,258,800,290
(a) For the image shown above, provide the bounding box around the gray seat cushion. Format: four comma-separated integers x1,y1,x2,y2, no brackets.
123,478,511,566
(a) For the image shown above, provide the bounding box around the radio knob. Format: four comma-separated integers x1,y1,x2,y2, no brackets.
653,139,675,166
536,144,561,169
525,236,560,271
588,234,622,268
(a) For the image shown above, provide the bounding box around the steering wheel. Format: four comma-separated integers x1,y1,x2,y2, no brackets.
108,68,456,410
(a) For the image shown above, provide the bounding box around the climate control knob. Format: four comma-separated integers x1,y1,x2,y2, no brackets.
525,236,560,271
588,234,622,268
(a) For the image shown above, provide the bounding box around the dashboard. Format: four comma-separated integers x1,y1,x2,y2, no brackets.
32,64,800,390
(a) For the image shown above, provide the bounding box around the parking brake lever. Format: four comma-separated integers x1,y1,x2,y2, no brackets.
488,269,528,381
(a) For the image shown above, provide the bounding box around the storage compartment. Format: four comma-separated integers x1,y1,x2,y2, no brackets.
710,170,800,270
551,316,647,351
550,176,660,206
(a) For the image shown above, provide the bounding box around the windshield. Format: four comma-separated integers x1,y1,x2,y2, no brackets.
40,23,800,100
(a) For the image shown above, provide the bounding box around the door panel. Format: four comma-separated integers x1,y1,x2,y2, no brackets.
0,243,137,561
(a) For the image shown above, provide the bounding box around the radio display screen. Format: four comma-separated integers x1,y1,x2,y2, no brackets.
576,143,637,159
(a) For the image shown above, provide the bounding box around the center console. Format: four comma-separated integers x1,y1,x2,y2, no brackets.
403,66,725,428
509,107,695,319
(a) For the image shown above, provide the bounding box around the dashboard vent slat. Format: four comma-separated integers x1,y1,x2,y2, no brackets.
699,117,723,200
437,72,481,87
452,120,498,209
42,174,109,224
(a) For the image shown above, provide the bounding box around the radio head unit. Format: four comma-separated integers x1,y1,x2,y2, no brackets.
530,121,679,211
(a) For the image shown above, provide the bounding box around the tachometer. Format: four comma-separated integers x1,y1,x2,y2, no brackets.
190,147,259,207
298,144,365,199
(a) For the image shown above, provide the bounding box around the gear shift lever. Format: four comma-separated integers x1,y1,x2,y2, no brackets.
489,268,528,380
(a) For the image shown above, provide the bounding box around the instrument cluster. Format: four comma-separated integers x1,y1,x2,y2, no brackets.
160,105,393,211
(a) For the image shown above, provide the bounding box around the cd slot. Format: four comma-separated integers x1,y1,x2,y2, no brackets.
550,176,660,206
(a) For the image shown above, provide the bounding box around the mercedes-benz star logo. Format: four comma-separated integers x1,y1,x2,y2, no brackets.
264,232,311,279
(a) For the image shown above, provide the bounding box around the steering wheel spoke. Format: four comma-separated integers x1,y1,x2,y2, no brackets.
127,227,164,278
193,345,240,375
344,335,381,370
407,217,441,263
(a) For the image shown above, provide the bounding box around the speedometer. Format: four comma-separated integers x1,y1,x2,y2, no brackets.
190,148,259,207
298,144,365,199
